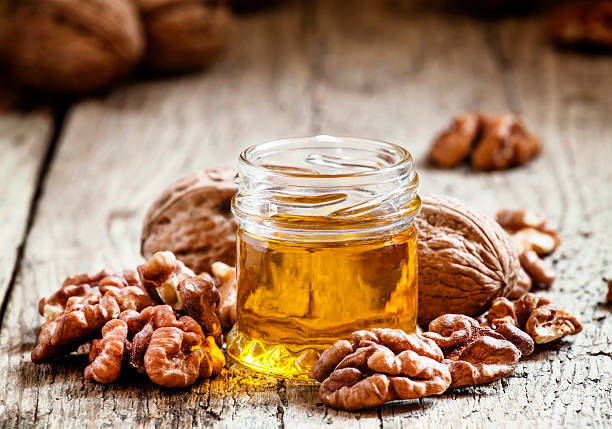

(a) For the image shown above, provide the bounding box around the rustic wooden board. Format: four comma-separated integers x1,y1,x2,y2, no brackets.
1,1,610,427
0,102,52,315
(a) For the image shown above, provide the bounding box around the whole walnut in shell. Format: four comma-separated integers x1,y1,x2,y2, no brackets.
416,195,520,324
133,0,235,73
141,168,238,274
0,0,144,93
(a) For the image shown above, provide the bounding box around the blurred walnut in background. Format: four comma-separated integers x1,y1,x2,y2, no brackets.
0,0,145,93
132,0,236,73
0,0,236,93
549,1,612,50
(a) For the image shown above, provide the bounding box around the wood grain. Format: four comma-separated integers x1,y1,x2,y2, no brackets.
1,1,611,427
0,104,52,312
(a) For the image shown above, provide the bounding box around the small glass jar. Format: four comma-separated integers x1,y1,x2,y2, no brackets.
227,135,421,380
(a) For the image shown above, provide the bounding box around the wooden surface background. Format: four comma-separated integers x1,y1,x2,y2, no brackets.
1,1,611,427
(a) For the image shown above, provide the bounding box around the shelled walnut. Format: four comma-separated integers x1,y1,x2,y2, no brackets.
85,319,129,384
211,262,237,330
137,251,223,345
496,209,561,293
549,1,612,50
423,314,522,388
429,113,541,171
416,195,520,324
485,293,583,344
314,329,451,410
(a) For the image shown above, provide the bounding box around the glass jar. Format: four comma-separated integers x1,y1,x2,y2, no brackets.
227,135,421,380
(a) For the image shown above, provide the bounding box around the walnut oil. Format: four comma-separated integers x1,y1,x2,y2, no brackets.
227,135,421,380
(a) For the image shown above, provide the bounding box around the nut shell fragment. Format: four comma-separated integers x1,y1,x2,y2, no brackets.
416,195,520,324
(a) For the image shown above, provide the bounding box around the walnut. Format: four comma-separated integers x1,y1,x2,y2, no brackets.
143,327,203,388
429,113,541,171
141,168,238,274
143,314,224,388
31,291,120,363
119,305,183,370
471,114,541,171
38,269,110,322
496,209,560,289
211,262,237,330
84,319,129,384
525,305,584,344
423,314,521,388
178,275,223,346
429,113,481,168
133,0,235,73
510,228,561,256
98,269,141,293
0,0,144,93
137,251,194,304
137,251,223,344
198,336,226,378
549,1,612,50
314,328,451,411
496,209,547,232
416,195,520,324
485,293,583,344
519,250,556,288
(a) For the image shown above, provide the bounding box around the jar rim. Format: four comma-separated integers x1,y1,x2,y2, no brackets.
233,135,420,240
239,135,413,181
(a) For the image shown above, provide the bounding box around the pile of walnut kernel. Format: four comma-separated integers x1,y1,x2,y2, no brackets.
315,292,583,411
32,251,237,388
429,112,541,171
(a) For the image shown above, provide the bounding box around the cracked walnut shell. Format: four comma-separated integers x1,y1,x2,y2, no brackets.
0,0,144,93
415,195,521,324
314,328,451,411
141,168,238,274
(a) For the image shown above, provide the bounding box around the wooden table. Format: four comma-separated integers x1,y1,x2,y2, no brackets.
1,1,611,427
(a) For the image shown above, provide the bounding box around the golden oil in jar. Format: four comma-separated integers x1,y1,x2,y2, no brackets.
227,135,421,379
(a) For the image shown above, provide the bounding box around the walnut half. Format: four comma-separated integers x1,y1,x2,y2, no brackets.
314,329,451,410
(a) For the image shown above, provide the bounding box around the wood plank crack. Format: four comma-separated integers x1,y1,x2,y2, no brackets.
0,104,68,331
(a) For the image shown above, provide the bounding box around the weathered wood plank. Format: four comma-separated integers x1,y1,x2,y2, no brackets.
0,2,314,428
1,1,611,427
0,103,53,311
